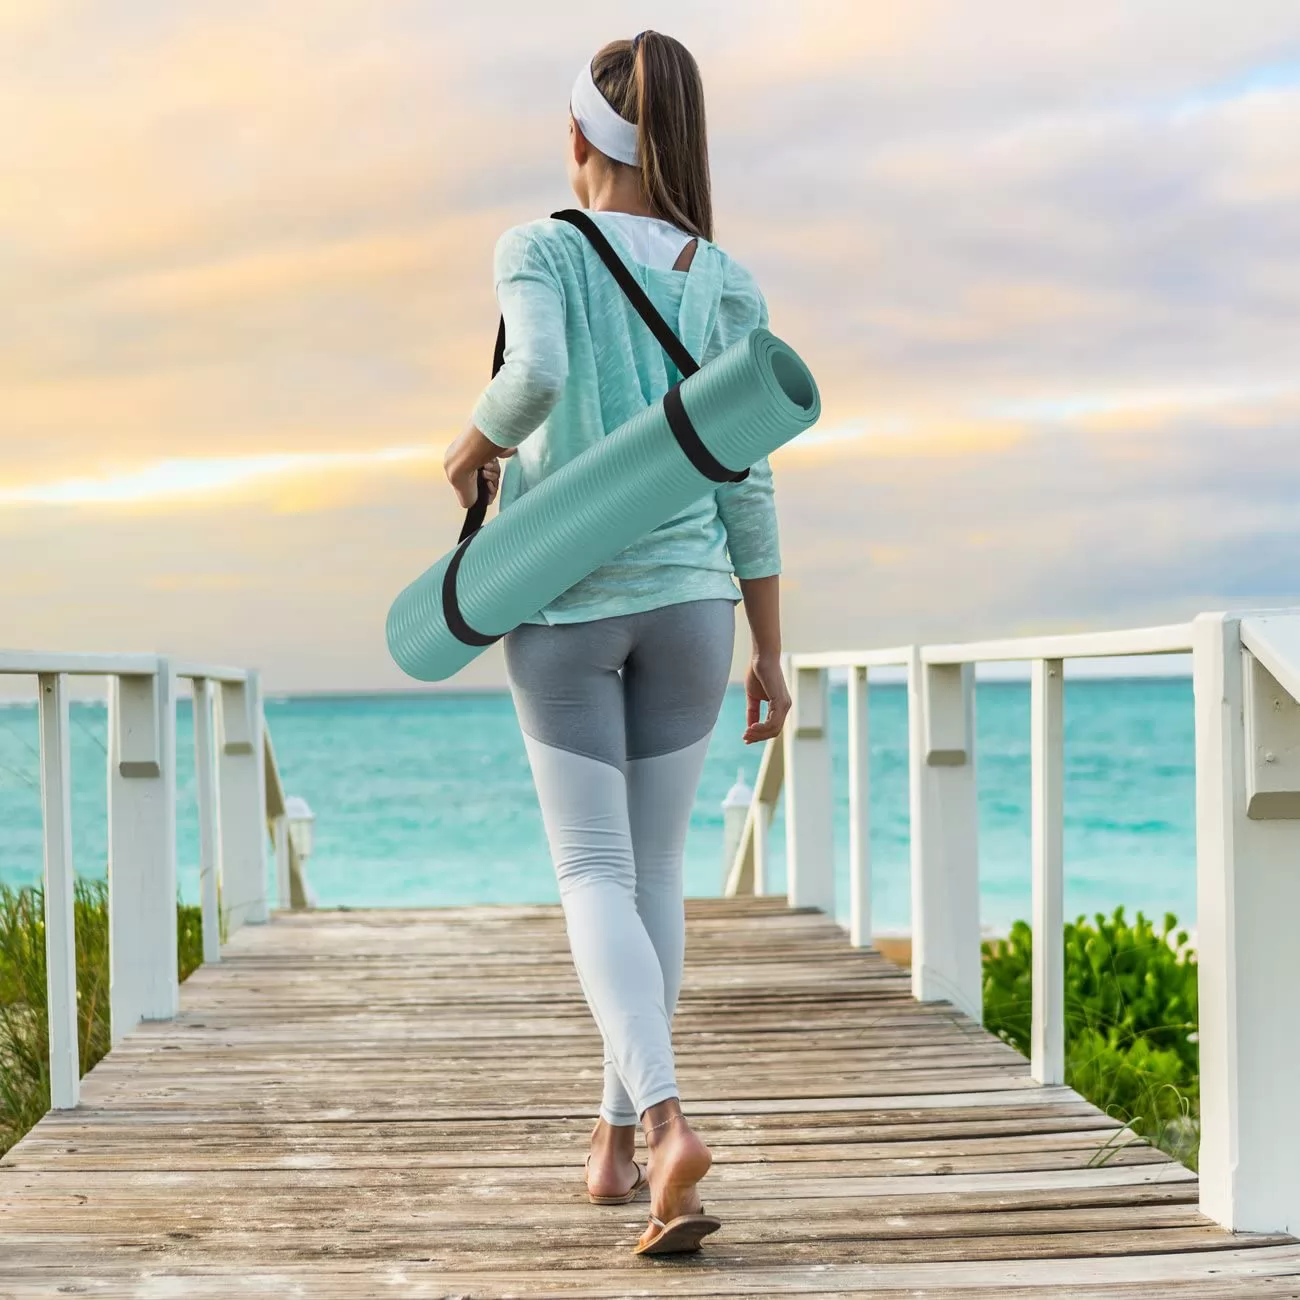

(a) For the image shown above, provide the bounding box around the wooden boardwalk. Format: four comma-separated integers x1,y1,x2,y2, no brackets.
2,897,1298,1298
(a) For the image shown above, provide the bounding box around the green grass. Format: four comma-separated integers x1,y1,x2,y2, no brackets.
0,879,204,1157
983,907,1200,1167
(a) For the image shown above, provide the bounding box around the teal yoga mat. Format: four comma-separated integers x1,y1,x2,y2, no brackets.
386,326,819,681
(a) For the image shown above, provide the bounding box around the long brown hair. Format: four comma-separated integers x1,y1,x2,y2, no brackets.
590,32,713,241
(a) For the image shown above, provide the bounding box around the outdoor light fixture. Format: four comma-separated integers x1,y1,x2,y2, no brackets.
285,794,315,861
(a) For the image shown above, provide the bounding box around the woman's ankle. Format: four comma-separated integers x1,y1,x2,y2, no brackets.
591,1117,636,1157
640,1101,711,1220
641,1098,686,1150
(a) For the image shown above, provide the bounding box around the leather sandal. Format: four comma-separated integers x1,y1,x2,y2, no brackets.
633,1207,721,1255
584,1154,647,1205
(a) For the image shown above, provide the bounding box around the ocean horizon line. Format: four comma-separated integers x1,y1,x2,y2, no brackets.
264,667,1193,703
0,666,1194,710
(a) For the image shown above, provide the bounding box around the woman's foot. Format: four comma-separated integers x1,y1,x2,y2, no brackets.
640,1100,712,1239
585,1118,642,1202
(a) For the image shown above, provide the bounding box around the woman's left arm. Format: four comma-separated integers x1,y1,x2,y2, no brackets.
714,457,780,582
445,228,567,507
716,460,787,742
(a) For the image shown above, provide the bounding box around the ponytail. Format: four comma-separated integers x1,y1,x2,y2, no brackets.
591,33,713,241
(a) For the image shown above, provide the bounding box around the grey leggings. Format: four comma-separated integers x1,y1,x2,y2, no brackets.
505,598,735,1125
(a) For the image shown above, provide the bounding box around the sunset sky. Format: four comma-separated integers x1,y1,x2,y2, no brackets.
3,1,1299,691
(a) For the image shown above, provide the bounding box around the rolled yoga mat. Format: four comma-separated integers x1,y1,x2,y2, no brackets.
386,326,820,682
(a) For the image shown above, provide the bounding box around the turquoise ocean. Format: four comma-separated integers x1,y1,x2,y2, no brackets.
0,679,1196,934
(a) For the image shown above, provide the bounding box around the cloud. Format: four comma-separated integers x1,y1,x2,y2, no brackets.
0,446,431,508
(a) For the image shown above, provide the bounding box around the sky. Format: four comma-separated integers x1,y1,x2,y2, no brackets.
2,1,1299,692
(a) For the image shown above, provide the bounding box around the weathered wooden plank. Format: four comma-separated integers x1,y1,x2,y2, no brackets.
0,1193,1210,1233
0,1160,1199,1201
22,1101,1119,1136
10,1123,1138,1164
2,1247,1300,1298
4,1275,1298,1300
4,1143,1168,1177
0,1226,1290,1273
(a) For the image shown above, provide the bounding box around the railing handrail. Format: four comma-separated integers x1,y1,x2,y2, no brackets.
1240,613,1300,705
0,650,163,677
0,650,249,682
920,621,1194,664
786,646,912,670
173,661,251,683
785,622,1194,674
730,608,1300,1237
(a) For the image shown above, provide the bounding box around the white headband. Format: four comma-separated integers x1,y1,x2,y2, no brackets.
570,59,639,166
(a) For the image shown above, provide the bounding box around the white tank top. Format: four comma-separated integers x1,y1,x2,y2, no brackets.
594,211,694,271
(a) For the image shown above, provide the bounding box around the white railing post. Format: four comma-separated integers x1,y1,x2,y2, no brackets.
1194,612,1300,1233
753,801,772,897
192,678,221,964
217,672,269,932
264,728,292,909
107,661,179,1043
783,660,835,914
908,651,982,1021
273,815,291,910
847,665,871,947
1030,658,1065,1084
37,672,80,1109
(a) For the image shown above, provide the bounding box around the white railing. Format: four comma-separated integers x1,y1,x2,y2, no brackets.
726,610,1300,1236
0,650,310,1112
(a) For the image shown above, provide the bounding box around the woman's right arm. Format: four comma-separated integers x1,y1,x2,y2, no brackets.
446,228,567,505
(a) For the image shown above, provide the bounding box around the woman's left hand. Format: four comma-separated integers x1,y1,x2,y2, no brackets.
743,651,791,744
444,425,513,509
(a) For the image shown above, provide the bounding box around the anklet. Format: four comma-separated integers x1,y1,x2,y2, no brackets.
644,1112,684,1137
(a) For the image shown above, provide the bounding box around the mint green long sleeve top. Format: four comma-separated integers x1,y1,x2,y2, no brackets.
470,212,781,626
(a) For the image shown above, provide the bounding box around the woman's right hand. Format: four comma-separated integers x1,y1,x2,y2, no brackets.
449,457,502,511
444,423,514,509
743,652,791,744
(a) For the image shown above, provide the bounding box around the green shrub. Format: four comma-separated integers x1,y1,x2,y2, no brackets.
984,908,1199,1167
0,880,204,1157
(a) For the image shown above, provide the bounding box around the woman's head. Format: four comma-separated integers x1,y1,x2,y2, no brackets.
567,32,713,241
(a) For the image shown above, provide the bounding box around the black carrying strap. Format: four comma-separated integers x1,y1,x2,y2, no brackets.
455,317,507,546
551,208,747,486
552,209,701,380
441,533,498,647
442,316,506,649
445,208,748,646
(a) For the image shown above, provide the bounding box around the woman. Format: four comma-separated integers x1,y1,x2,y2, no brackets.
443,31,790,1256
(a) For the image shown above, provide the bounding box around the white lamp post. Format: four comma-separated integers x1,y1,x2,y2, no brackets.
285,795,315,859
721,768,754,890
283,795,317,908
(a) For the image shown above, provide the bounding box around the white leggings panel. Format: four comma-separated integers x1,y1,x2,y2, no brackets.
521,731,712,1125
